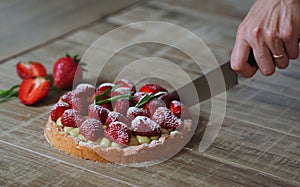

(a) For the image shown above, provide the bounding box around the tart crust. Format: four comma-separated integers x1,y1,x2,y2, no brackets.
44,115,193,165
44,116,109,162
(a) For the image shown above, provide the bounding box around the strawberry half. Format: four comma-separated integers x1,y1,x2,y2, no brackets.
16,61,47,79
104,121,130,146
139,83,167,94
50,102,70,121
53,54,83,90
80,118,103,141
131,116,161,137
18,77,50,105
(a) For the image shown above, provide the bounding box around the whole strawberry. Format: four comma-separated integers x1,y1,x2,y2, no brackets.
80,118,103,141
53,53,83,90
105,121,130,146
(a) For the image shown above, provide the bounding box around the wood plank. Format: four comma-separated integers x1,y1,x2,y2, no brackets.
239,61,300,100
1,0,299,186
0,141,133,187
187,112,300,185
0,0,139,62
1,121,296,187
106,0,254,64
197,77,300,137
1,110,298,186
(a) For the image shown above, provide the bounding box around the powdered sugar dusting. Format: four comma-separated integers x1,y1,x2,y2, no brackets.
152,107,181,130
74,83,95,97
115,87,131,93
131,116,161,136
131,116,157,130
98,82,114,89
105,121,130,145
80,118,103,141
76,83,95,90
126,107,150,121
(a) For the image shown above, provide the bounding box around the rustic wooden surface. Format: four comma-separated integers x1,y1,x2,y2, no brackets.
0,0,139,62
1,0,300,186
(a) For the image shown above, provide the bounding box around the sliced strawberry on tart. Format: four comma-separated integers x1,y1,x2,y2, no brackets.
44,80,193,165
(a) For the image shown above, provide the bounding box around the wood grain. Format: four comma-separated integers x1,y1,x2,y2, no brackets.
0,0,139,62
0,0,299,186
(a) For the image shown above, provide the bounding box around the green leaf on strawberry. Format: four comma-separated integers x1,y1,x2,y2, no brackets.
93,84,122,104
135,91,166,108
95,92,134,105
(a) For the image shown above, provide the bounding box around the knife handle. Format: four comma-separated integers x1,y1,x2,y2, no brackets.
248,38,300,67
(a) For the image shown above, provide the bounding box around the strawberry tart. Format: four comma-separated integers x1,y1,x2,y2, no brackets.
44,79,193,165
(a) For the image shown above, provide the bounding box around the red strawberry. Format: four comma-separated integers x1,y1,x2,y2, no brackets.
73,84,95,98
133,92,147,104
100,103,113,111
18,77,50,105
109,87,131,97
126,107,150,121
169,100,191,119
53,54,83,90
105,111,131,127
61,91,88,115
90,91,103,103
151,107,182,130
61,91,76,104
90,91,114,108
114,79,136,92
139,83,167,94
69,97,88,115
50,102,70,121
131,116,161,137
88,104,110,124
97,82,114,92
104,121,130,146
16,61,47,79
144,98,166,116
89,82,115,103
61,109,84,127
114,99,133,116
80,118,103,141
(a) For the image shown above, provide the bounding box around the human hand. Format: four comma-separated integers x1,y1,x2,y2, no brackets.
231,0,300,77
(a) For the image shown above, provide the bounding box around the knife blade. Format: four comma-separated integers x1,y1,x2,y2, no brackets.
168,37,300,107
167,61,237,107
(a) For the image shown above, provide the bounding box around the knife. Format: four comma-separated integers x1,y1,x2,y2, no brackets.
169,38,300,106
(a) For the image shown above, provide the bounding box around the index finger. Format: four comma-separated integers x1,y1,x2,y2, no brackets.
231,38,258,78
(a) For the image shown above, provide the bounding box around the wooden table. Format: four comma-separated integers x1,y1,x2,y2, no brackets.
1,0,299,186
